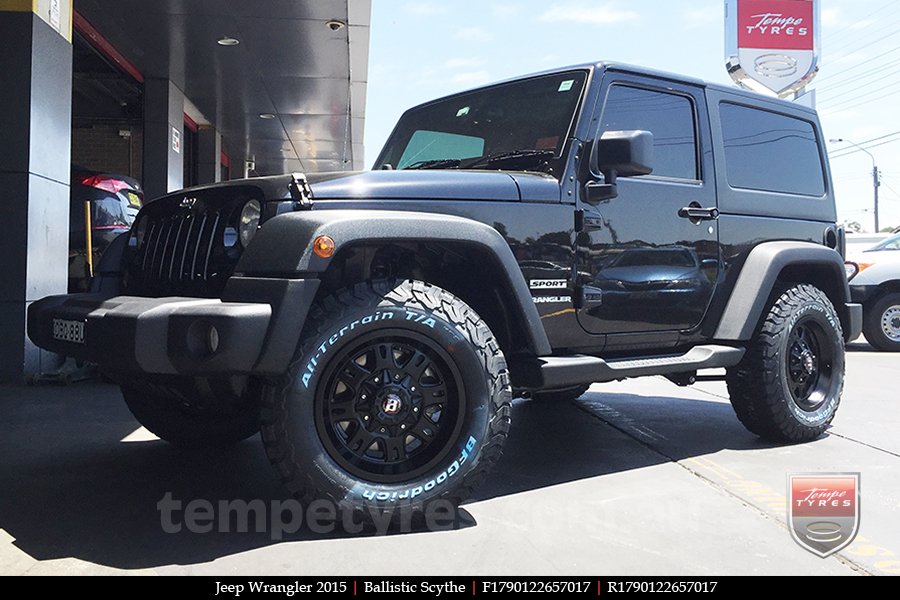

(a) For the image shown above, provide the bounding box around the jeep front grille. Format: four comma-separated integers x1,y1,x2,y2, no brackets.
124,189,258,297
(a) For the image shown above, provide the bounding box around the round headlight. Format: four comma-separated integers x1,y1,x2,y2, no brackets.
132,215,148,247
239,199,261,247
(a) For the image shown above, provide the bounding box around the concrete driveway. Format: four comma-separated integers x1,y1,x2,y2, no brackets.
1,340,897,575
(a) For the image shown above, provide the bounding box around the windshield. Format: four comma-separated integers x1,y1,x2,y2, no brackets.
867,233,900,252
374,70,588,175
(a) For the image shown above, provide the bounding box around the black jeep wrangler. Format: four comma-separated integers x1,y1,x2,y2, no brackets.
29,62,861,518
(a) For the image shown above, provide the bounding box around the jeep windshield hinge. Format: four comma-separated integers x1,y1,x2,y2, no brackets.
289,172,314,210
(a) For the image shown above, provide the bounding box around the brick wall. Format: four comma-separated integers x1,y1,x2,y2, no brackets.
71,121,143,182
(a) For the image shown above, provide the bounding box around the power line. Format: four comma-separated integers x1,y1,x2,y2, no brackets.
825,0,900,45
879,176,900,200
816,59,900,96
826,7,900,56
828,130,900,159
826,91,900,115
829,130,900,152
817,68,900,104
815,46,900,84
831,138,900,160
818,78,900,110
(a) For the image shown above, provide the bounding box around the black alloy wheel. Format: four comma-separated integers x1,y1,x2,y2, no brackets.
315,332,465,483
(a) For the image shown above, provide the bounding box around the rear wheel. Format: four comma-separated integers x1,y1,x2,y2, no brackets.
261,280,511,522
121,376,260,447
726,284,844,442
863,292,900,352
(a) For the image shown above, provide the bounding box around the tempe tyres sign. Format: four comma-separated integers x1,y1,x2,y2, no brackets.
726,0,820,97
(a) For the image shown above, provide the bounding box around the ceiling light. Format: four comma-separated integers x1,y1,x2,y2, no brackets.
325,20,345,31
258,113,277,120
217,36,240,46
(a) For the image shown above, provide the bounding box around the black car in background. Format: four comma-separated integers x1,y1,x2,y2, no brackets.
68,168,143,291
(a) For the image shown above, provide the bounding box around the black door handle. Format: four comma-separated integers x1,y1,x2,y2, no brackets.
583,216,605,230
678,206,719,221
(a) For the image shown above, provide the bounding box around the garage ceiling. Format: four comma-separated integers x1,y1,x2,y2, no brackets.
73,0,370,175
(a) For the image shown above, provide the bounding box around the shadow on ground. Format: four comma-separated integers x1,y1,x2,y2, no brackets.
0,379,777,569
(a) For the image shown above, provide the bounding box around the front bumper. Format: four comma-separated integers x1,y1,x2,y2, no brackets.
845,302,863,343
27,277,319,375
849,284,876,303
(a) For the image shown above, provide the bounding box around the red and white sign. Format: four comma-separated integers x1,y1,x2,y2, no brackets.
726,0,820,98
738,0,813,50
788,473,860,557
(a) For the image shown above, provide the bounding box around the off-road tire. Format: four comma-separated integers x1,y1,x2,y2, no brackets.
261,279,511,522
862,292,900,352
726,284,844,442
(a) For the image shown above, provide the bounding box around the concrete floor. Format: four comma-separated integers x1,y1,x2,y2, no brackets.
1,340,898,575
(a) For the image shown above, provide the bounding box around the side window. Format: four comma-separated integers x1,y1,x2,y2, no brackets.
719,103,825,196
600,85,698,180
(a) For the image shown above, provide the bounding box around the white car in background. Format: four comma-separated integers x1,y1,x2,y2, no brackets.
847,232,900,351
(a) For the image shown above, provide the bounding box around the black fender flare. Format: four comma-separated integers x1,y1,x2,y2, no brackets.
236,209,552,356
714,241,854,341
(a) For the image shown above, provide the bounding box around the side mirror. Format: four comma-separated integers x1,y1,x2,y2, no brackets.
585,130,654,204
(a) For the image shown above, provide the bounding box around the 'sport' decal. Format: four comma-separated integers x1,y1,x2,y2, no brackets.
530,279,567,290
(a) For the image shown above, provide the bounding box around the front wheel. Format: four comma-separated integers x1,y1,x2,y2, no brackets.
862,292,900,352
726,284,844,442
261,280,511,522
121,376,260,447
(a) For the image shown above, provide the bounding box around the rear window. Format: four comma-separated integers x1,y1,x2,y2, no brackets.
719,103,825,197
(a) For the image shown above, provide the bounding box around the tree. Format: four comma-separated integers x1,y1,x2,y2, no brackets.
841,220,863,233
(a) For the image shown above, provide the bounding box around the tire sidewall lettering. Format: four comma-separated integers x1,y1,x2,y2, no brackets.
781,299,843,426
299,307,438,390
288,295,495,509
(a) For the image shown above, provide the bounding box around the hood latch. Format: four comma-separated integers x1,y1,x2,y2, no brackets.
289,172,314,210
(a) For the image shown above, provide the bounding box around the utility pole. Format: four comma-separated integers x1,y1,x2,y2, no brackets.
873,164,881,233
831,138,881,232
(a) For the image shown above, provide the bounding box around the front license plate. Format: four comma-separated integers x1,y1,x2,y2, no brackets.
52,318,85,344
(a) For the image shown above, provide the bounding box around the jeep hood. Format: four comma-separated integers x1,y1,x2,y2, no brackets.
178,171,560,203
307,170,560,202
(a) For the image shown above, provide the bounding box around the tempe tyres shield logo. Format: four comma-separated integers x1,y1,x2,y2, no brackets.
726,0,820,98
788,473,859,557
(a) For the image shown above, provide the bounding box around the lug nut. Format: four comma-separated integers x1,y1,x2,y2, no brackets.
363,415,369,421
410,386,416,392
394,374,401,380
400,424,406,430
380,427,386,433
374,377,379,383
413,407,419,413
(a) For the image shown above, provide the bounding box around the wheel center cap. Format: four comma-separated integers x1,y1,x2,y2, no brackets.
801,351,816,375
382,393,403,415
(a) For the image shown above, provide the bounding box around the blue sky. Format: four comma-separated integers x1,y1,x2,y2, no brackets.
364,0,900,232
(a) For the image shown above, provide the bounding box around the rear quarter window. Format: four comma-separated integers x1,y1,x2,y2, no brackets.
719,102,825,197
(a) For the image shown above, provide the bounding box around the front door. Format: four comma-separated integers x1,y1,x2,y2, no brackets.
576,75,719,341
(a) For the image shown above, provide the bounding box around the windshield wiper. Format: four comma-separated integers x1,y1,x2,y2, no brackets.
405,158,463,170
464,149,555,170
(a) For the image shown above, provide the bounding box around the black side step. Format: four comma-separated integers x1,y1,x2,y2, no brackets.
512,345,745,390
